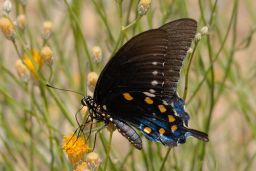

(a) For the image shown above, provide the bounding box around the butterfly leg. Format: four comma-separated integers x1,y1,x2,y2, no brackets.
92,123,107,151
112,119,142,150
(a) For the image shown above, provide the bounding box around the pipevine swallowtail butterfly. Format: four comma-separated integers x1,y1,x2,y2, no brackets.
81,18,209,150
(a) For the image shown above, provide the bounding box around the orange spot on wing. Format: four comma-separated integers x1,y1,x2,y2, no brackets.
143,127,152,134
144,97,153,104
168,115,175,122
171,125,178,132
159,128,165,135
122,93,133,101
158,105,167,113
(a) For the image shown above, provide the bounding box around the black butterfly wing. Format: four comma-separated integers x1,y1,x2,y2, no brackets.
94,18,197,104
104,91,208,147
93,19,208,147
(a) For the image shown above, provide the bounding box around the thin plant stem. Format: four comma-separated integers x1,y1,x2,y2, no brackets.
159,148,171,171
103,130,113,171
183,42,199,100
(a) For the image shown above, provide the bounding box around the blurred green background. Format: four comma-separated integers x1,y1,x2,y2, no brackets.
0,0,256,170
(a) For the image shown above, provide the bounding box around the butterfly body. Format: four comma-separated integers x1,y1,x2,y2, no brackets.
82,19,209,150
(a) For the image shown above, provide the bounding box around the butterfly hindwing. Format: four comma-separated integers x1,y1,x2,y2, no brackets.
104,91,188,146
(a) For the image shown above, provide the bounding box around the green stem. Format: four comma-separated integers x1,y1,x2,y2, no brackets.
183,42,199,100
12,39,22,58
103,131,113,171
159,148,171,171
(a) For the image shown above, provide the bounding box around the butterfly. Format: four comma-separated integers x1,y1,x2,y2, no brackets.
81,18,209,150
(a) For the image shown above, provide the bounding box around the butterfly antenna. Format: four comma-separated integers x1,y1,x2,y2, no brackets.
46,84,84,96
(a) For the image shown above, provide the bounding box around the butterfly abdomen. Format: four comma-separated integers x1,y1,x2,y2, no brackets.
112,119,142,150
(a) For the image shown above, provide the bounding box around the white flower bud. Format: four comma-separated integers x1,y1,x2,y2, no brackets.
91,46,102,63
187,47,193,54
3,0,12,15
200,26,208,35
195,33,201,41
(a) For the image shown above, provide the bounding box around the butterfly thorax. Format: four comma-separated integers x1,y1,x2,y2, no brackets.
81,96,111,122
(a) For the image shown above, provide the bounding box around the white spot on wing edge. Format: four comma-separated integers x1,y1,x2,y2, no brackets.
152,71,158,75
143,92,155,97
151,80,158,86
162,100,168,105
152,61,157,65
149,89,156,93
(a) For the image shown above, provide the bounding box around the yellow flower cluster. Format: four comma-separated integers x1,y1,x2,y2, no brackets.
62,134,91,165
62,133,101,171
22,49,43,79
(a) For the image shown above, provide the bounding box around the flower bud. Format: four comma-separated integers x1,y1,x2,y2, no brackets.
80,106,88,116
187,47,193,54
200,26,208,35
15,59,30,82
3,0,12,15
195,33,201,41
91,46,102,63
40,46,53,65
0,16,15,40
74,162,90,171
137,0,151,16
17,14,26,30
42,21,53,39
87,72,98,91
86,152,101,170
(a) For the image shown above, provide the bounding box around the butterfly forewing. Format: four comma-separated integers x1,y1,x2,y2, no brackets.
94,19,197,105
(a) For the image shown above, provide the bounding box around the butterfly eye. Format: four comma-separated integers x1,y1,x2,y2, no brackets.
81,98,87,106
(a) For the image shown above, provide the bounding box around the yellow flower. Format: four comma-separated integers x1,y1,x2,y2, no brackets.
74,162,90,171
23,49,43,78
62,133,91,165
0,16,15,40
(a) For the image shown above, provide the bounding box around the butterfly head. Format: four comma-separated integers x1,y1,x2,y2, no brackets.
81,96,109,121
81,96,95,107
